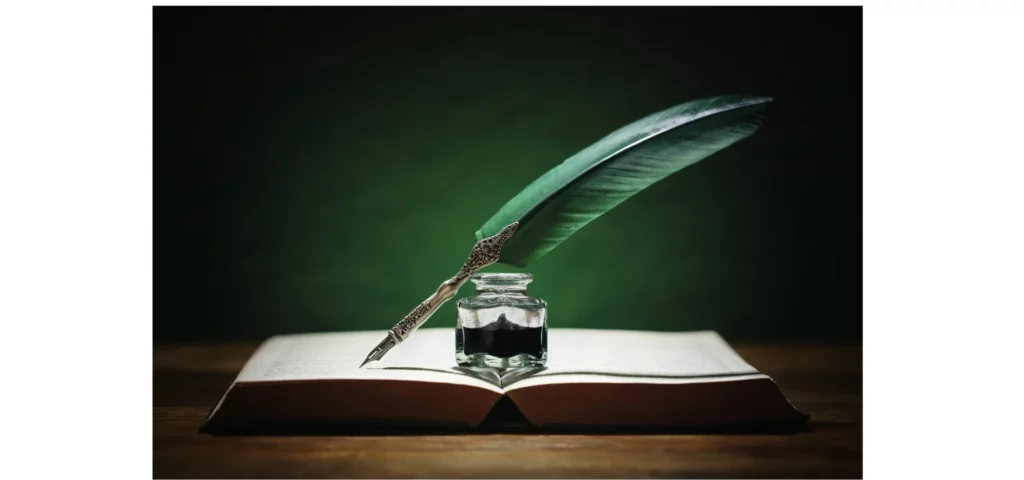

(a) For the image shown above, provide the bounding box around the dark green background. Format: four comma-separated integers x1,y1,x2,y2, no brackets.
155,7,862,343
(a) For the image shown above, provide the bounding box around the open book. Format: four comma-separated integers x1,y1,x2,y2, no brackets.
203,328,807,432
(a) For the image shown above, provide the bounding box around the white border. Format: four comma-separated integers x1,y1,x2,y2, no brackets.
865,1,1024,479
0,1,154,479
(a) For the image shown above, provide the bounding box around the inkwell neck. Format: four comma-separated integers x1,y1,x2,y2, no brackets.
471,273,532,294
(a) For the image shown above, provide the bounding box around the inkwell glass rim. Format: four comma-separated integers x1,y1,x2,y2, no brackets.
470,272,534,290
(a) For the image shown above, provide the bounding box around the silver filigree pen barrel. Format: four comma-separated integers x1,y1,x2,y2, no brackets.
359,222,519,367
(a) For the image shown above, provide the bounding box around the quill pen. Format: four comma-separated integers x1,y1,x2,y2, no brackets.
360,95,772,367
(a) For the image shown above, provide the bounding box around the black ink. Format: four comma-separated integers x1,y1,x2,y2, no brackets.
460,314,546,359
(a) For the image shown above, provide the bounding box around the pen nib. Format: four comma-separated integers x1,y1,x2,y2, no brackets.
359,334,398,368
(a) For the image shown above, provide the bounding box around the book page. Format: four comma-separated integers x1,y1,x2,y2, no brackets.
503,329,761,390
235,329,503,393
231,328,760,393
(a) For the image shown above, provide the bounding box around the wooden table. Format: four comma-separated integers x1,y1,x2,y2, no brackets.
154,342,862,478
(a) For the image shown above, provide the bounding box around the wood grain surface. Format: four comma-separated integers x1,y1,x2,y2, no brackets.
154,342,862,478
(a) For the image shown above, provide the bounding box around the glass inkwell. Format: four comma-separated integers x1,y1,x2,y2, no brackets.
455,273,547,369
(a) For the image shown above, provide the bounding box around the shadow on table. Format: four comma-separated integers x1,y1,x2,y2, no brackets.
202,396,812,437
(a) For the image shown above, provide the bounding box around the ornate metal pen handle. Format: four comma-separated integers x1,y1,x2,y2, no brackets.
360,222,519,366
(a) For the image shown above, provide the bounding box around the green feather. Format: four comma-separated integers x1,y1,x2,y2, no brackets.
476,95,772,267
